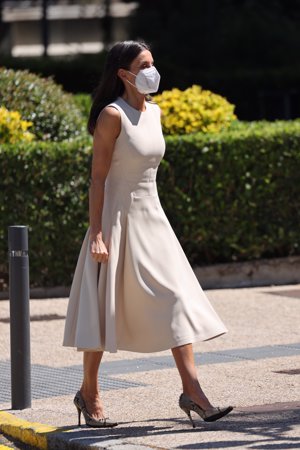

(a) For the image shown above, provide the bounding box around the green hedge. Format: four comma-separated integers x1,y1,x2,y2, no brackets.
160,119,300,265
0,137,92,289
1,120,300,289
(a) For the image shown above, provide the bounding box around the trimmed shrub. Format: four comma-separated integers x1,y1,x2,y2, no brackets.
0,68,86,141
159,119,300,265
0,137,92,289
1,119,300,288
0,106,35,143
154,85,237,135
74,93,92,120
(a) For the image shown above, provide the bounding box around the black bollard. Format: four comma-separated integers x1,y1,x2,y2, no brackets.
8,225,31,409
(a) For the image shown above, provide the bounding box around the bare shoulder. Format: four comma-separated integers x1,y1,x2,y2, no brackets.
97,105,121,124
103,105,121,118
95,105,121,138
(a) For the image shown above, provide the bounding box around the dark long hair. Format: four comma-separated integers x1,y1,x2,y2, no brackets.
87,40,150,135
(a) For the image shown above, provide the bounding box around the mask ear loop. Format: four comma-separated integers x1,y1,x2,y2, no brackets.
127,70,137,78
124,70,137,89
126,79,137,89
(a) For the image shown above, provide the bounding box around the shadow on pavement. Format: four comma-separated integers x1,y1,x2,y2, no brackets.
47,408,300,449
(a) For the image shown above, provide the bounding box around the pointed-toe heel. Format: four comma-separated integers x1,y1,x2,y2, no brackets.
73,391,118,428
179,393,233,428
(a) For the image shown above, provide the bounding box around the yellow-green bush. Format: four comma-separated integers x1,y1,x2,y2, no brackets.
0,106,35,144
0,68,85,141
154,85,237,135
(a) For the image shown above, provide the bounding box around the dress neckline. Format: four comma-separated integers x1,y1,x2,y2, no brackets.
118,97,147,113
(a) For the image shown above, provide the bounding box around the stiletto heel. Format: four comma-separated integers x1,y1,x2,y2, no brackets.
73,391,118,428
75,405,81,426
179,393,233,428
182,407,195,428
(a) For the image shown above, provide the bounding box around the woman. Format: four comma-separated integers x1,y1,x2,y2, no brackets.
63,40,233,429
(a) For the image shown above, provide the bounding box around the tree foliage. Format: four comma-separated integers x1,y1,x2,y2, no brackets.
128,0,300,70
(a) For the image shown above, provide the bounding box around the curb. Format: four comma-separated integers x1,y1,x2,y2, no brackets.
195,255,300,289
0,286,70,301
0,411,56,449
0,411,164,450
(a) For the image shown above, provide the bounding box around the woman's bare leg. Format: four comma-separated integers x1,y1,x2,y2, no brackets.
172,343,213,410
80,351,105,419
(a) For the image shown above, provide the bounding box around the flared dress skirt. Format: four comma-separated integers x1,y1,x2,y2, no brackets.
63,97,227,353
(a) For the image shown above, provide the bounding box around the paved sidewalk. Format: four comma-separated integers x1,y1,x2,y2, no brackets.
0,285,300,449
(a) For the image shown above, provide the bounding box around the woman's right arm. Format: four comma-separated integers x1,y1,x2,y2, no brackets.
89,106,121,263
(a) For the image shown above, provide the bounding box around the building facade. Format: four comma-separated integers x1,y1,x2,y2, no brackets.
0,0,137,57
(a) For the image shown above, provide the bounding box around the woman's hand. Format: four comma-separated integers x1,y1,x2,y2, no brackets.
89,233,109,263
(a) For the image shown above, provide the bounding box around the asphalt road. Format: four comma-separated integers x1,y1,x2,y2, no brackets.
0,432,33,449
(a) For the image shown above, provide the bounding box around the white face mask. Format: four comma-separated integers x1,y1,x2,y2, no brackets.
126,66,161,94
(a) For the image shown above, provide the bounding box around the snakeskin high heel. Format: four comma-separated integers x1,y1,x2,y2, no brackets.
179,393,233,428
74,391,118,428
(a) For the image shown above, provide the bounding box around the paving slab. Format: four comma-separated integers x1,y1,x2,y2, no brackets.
0,284,300,449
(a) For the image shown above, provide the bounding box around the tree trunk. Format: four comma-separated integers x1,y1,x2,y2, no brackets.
103,0,112,48
42,0,49,57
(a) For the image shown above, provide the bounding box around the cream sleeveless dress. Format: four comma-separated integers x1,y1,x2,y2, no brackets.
63,97,227,353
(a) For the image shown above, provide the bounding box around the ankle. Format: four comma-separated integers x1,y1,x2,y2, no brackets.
183,385,213,409
80,386,100,400
182,380,200,397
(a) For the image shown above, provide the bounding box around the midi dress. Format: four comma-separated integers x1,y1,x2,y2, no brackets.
63,97,227,353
